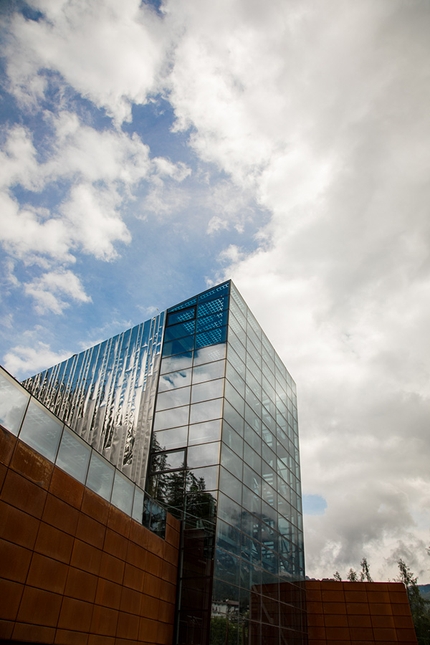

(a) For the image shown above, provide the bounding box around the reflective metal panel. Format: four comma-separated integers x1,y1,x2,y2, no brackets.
22,314,165,488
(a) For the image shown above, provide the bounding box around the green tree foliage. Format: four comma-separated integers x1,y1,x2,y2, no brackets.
397,559,430,645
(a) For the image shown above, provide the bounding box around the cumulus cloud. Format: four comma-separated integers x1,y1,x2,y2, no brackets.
24,269,92,314
4,0,167,123
3,342,72,377
2,0,430,582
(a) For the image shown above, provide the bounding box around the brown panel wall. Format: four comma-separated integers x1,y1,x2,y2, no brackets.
306,579,418,645
0,425,180,645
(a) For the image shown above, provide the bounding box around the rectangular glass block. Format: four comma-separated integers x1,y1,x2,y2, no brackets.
230,284,247,315
56,426,91,484
223,400,244,437
111,470,134,515
217,491,242,528
187,441,220,468
221,421,243,459
187,465,219,491
86,451,115,500
155,386,190,411
195,326,227,348
242,485,261,516
154,426,188,451
193,343,226,366
228,311,247,345
225,363,245,397
162,336,195,357
227,346,245,379
160,352,193,374
214,548,240,586
0,370,29,436
219,467,242,504
198,281,230,303
158,368,192,391
220,443,242,479
19,399,63,462
151,449,185,472
244,442,261,475
217,519,241,552
196,310,228,332
228,331,246,363
244,425,261,453
132,487,144,522
166,306,196,325
197,295,228,318
245,403,261,433
153,405,189,430
192,360,225,384
188,419,221,445
191,379,224,404
190,398,223,424
164,320,196,342
243,464,260,496
168,297,197,313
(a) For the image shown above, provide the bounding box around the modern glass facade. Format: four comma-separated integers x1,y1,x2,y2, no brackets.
23,280,306,645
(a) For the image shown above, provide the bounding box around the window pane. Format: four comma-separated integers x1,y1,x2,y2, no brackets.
166,306,196,325
164,320,196,341
187,442,220,468
195,326,227,348
151,449,185,472
191,379,224,404
111,471,134,515
196,310,228,332
161,352,193,374
192,360,225,384
132,487,144,522
222,421,243,459
86,451,115,500
154,406,189,430
20,399,63,462
0,371,29,436
188,419,221,445
162,336,195,357
154,426,188,450
197,295,228,317
193,343,226,366
56,426,91,483
221,443,242,480
223,400,244,437
224,380,245,415
156,387,190,411
190,398,223,424
218,491,242,528
219,468,242,504
187,465,219,491
158,369,191,391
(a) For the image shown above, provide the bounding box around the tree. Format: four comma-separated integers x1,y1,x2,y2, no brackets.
397,559,430,645
347,568,358,581
359,557,373,582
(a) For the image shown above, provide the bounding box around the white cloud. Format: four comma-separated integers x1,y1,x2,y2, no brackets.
2,0,430,583
3,342,72,378
24,269,91,314
5,0,167,123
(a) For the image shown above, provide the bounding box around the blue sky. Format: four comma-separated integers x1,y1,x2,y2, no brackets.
1,0,430,582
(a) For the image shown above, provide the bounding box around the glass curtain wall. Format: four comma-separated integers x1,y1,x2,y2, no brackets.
147,281,307,645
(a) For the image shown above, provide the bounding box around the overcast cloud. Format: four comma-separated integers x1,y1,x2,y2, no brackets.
1,0,430,581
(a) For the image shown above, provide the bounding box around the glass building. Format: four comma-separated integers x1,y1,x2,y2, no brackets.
23,280,307,645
